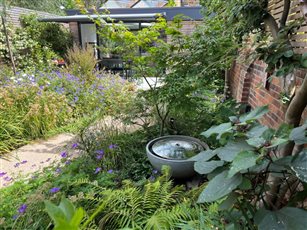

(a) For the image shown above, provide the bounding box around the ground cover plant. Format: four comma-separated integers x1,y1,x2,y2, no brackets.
0,125,224,229
0,68,135,154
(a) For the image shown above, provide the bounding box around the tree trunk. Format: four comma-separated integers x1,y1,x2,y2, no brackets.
1,3,16,74
263,2,307,209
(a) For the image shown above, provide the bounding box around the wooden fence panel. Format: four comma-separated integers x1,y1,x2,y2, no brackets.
268,0,307,53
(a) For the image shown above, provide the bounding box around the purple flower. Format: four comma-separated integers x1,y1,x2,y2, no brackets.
46,158,51,162
55,168,62,173
12,214,18,220
65,160,71,165
21,160,28,164
0,172,7,177
4,176,12,181
94,167,102,174
14,163,20,168
73,96,79,103
108,144,117,149
96,154,104,160
152,169,158,174
50,187,60,193
96,150,104,155
18,204,27,214
149,175,155,181
71,143,78,149
107,169,113,174
60,152,68,158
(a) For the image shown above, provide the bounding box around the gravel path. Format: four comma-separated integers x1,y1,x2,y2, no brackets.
0,133,78,188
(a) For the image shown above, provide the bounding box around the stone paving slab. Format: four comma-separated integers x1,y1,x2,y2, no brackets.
0,133,77,188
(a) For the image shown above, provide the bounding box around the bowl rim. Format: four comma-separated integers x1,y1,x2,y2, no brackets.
146,135,209,163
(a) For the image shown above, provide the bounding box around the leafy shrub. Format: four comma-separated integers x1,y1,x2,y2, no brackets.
0,14,72,71
195,106,307,229
20,14,73,57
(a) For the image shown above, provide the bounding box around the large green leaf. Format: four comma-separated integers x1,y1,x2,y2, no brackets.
289,124,307,145
228,151,259,178
218,192,239,210
197,171,242,203
246,137,266,148
290,150,307,183
239,106,269,124
45,198,83,230
45,201,66,225
194,160,224,174
254,207,307,230
59,198,76,221
201,122,232,139
266,138,289,148
70,208,84,226
216,140,254,162
246,125,268,138
189,150,216,162
249,159,270,173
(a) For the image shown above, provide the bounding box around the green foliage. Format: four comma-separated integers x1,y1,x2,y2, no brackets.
20,14,73,57
79,123,155,181
96,13,238,136
0,149,117,229
0,84,70,152
83,169,223,230
45,197,85,230
10,0,70,14
254,207,307,230
0,14,72,71
0,69,135,154
255,20,306,76
196,106,307,229
203,0,306,78
65,45,97,83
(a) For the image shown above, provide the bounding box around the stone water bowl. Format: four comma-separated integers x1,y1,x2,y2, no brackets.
146,135,209,179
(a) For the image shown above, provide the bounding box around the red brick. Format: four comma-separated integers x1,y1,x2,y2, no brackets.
230,59,307,128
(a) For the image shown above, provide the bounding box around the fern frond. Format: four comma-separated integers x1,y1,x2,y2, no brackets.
84,172,213,230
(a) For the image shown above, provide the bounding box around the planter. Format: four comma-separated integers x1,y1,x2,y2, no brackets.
146,135,209,179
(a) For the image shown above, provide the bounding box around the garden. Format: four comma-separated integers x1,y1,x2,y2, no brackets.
0,0,307,229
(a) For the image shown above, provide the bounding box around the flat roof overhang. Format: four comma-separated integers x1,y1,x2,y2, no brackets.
38,6,203,23
38,13,163,23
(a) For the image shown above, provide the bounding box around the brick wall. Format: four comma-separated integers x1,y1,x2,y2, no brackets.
180,20,201,35
230,59,307,128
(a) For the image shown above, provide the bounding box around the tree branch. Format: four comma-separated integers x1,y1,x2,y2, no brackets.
280,0,291,28
280,74,307,157
263,13,279,39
